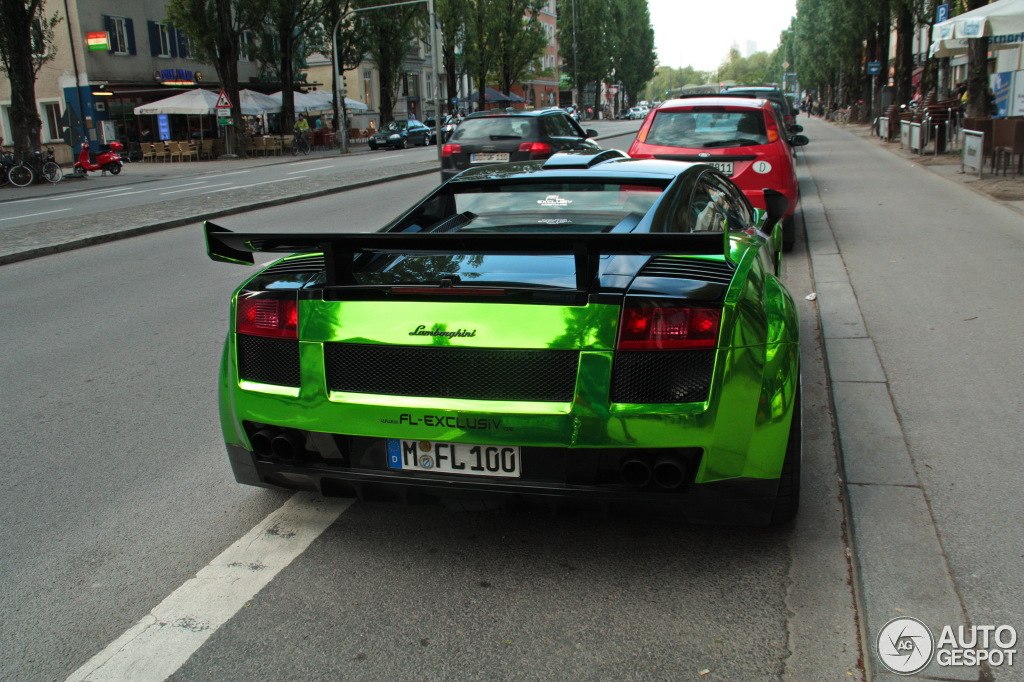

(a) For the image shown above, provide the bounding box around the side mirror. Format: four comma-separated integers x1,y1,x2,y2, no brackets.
585,129,598,138
789,124,804,134
762,188,790,229
789,134,810,147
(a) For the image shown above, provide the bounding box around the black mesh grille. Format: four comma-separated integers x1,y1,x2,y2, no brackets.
261,256,325,275
611,350,715,403
238,334,301,387
638,257,734,285
326,344,578,402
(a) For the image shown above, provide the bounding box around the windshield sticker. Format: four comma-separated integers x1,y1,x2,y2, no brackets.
537,218,573,225
537,194,573,207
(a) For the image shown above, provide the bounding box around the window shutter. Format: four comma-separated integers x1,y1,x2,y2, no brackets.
169,28,179,58
148,21,160,57
176,29,189,58
103,16,113,53
125,18,136,55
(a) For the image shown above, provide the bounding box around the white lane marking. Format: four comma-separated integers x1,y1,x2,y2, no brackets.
160,182,231,195
88,190,154,200
199,170,252,179
202,176,306,194
0,207,72,222
48,187,135,201
286,165,334,174
65,492,353,682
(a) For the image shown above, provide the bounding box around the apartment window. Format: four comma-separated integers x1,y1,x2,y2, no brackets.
41,102,62,141
104,15,136,55
149,21,173,57
363,69,373,110
240,30,253,62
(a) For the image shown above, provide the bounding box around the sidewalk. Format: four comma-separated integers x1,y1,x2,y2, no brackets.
0,121,641,266
823,119,1024,215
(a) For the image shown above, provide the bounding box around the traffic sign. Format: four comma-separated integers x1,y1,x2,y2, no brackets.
866,61,881,76
216,90,232,109
937,3,949,23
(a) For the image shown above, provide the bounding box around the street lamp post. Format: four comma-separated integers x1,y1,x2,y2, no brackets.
332,0,443,158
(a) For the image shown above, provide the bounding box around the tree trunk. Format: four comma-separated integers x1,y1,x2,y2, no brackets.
1,2,43,157
894,5,914,106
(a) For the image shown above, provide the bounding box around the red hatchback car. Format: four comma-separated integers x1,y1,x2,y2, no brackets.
628,96,808,251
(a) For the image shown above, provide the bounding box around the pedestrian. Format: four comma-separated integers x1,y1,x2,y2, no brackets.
315,116,323,130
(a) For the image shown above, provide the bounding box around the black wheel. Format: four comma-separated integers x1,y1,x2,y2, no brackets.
42,161,63,183
0,168,8,187
105,163,121,175
369,144,378,151
770,381,801,526
398,137,408,150
291,141,299,156
300,139,310,155
781,215,796,253
8,164,34,187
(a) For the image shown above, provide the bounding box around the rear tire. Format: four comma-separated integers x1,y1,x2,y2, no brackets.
8,164,34,187
782,215,796,252
105,163,121,175
42,161,63,182
770,382,801,526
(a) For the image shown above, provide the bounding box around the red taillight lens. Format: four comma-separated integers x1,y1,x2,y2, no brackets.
765,111,780,143
628,151,655,159
518,142,554,156
441,143,461,157
617,306,721,350
236,296,298,339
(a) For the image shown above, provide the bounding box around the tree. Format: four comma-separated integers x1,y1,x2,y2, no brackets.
166,0,248,155
359,0,426,123
492,1,549,98
435,0,470,113
0,0,61,156
461,0,502,110
964,0,990,118
244,0,328,127
309,0,372,133
717,48,775,85
558,0,613,111
609,0,656,107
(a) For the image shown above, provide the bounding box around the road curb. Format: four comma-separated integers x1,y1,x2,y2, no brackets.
0,127,640,267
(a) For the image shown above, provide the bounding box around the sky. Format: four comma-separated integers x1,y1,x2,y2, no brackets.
646,0,799,72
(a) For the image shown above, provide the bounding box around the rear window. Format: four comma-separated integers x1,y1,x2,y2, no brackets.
452,117,537,141
645,110,768,148
450,182,665,233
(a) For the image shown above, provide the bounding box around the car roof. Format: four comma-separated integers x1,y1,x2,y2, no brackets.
655,96,769,110
462,108,565,119
446,149,702,184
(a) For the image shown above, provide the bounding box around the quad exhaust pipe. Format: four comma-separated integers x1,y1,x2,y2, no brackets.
250,427,305,463
619,455,689,489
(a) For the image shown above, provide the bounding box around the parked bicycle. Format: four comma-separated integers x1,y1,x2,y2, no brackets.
291,133,311,156
7,147,62,187
0,143,14,188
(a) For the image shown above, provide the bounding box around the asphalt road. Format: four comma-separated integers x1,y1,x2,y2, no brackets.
4,116,1020,680
0,132,860,681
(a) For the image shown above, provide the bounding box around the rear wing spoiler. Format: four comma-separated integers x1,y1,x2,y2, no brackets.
204,221,734,292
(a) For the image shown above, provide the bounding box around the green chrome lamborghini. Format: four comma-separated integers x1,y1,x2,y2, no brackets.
206,149,801,525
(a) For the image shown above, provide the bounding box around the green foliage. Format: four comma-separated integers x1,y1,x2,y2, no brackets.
357,0,426,123
717,47,775,85
609,0,656,102
492,2,549,96
0,0,63,153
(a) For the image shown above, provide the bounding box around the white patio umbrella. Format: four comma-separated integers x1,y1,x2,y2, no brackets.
238,89,282,115
303,90,369,112
270,91,327,113
133,89,219,115
931,0,1024,60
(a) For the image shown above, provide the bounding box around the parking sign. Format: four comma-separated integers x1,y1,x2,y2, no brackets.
937,3,949,23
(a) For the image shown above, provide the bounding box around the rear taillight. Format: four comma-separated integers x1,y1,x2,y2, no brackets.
628,151,655,159
518,142,553,156
441,143,461,157
617,305,721,350
236,295,298,339
765,111,780,143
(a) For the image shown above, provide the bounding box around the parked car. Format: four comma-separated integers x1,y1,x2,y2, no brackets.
423,115,458,145
203,148,801,525
368,119,432,150
627,106,649,120
722,85,799,129
440,108,599,181
627,96,809,251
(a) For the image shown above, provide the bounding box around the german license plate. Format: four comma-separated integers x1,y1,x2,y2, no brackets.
386,439,520,478
471,152,510,164
708,161,734,176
